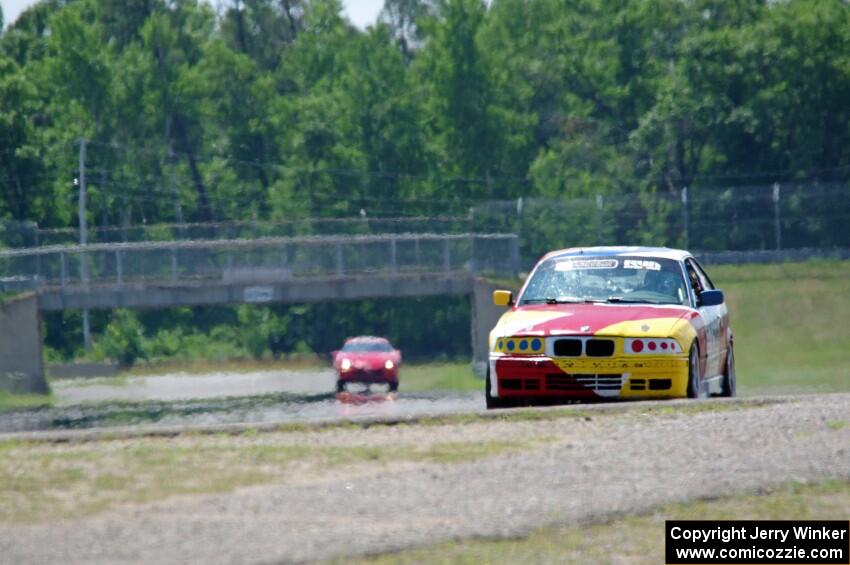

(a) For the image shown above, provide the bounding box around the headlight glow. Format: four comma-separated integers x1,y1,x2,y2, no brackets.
341,358,352,370
385,360,394,370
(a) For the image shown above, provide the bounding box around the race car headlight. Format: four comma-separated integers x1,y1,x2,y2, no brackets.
495,337,545,354
341,358,352,371
384,360,394,370
626,338,681,354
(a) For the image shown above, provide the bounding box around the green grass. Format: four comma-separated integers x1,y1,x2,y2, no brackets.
709,260,850,395
400,362,481,392
0,398,766,523
346,479,850,565
0,435,527,524
0,390,52,412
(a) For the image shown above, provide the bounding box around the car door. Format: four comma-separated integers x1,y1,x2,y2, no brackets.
686,258,724,378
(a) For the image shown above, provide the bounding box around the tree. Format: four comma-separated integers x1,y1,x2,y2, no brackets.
0,55,62,223
97,0,164,48
220,0,304,70
379,0,435,61
138,5,217,221
415,0,502,200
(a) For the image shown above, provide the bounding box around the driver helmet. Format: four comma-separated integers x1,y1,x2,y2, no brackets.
642,269,680,295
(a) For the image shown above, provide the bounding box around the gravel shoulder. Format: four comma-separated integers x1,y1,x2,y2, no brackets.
0,393,847,564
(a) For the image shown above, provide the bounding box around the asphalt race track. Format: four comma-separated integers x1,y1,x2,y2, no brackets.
0,369,483,434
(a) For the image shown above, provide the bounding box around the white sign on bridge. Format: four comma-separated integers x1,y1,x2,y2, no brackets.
244,286,274,303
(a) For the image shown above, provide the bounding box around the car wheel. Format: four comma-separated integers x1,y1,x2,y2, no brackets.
719,344,736,397
686,344,704,399
336,380,345,393
485,368,512,409
389,381,398,392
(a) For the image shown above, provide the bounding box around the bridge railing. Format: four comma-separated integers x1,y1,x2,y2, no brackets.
0,233,519,290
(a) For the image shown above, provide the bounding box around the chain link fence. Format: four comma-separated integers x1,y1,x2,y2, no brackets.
9,216,474,247
470,182,850,262
0,233,519,291
1,182,848,273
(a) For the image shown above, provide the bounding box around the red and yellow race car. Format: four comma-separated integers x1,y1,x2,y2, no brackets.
487,247,734,408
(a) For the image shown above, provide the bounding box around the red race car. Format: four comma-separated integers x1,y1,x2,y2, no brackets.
333,336,401,393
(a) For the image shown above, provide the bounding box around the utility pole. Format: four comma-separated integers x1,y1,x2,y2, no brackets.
78,139,92,351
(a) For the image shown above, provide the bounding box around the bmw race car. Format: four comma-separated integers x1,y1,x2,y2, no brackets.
486,247,734,408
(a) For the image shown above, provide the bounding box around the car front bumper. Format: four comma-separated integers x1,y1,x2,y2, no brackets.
490,354,689,400
338,369,398,384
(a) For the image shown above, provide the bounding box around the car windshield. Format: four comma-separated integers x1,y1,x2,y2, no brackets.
520,256,688,305
342,341,393,352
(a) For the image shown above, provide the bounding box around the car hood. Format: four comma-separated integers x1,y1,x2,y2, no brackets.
493,303,693,338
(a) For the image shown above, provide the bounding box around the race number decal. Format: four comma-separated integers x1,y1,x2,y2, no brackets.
624,259,661,271
555,259,619,271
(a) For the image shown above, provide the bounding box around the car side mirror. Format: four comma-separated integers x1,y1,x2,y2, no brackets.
700,289,724,307
493,290,513,307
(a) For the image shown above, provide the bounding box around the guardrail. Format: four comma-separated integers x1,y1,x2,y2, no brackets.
0,233,520,290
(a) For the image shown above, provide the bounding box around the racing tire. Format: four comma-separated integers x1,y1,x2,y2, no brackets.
686,344,704,399
336,380,345,393
389,381,398,393
719,344,736,397
485,368,513,409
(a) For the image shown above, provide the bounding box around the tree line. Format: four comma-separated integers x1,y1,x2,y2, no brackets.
2,0,849,363
2,0,849,229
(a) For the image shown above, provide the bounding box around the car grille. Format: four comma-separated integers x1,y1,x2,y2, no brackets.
585,339,615,357
552,338,615,357
553,339,582,356
545,374,623,392
630,378,672,391
348,369,386,379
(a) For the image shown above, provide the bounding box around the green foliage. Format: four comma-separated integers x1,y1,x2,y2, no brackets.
94,309,146,367
1,0,847,223
46,296,471,365
1,0,850,361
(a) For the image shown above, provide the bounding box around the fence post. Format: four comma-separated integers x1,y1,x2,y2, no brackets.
116,249,123,284
681,187,689,249
773,182,781,251
596,194,604,245
443,238,451,273
281,244,289,278
510,236,520,279
389,238,397,275
34,228,41,283
335,243,344,277
170,246,178,282
516,197,523,242
60,251,67,288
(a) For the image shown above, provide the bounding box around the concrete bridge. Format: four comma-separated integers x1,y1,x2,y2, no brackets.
0,233,518,389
